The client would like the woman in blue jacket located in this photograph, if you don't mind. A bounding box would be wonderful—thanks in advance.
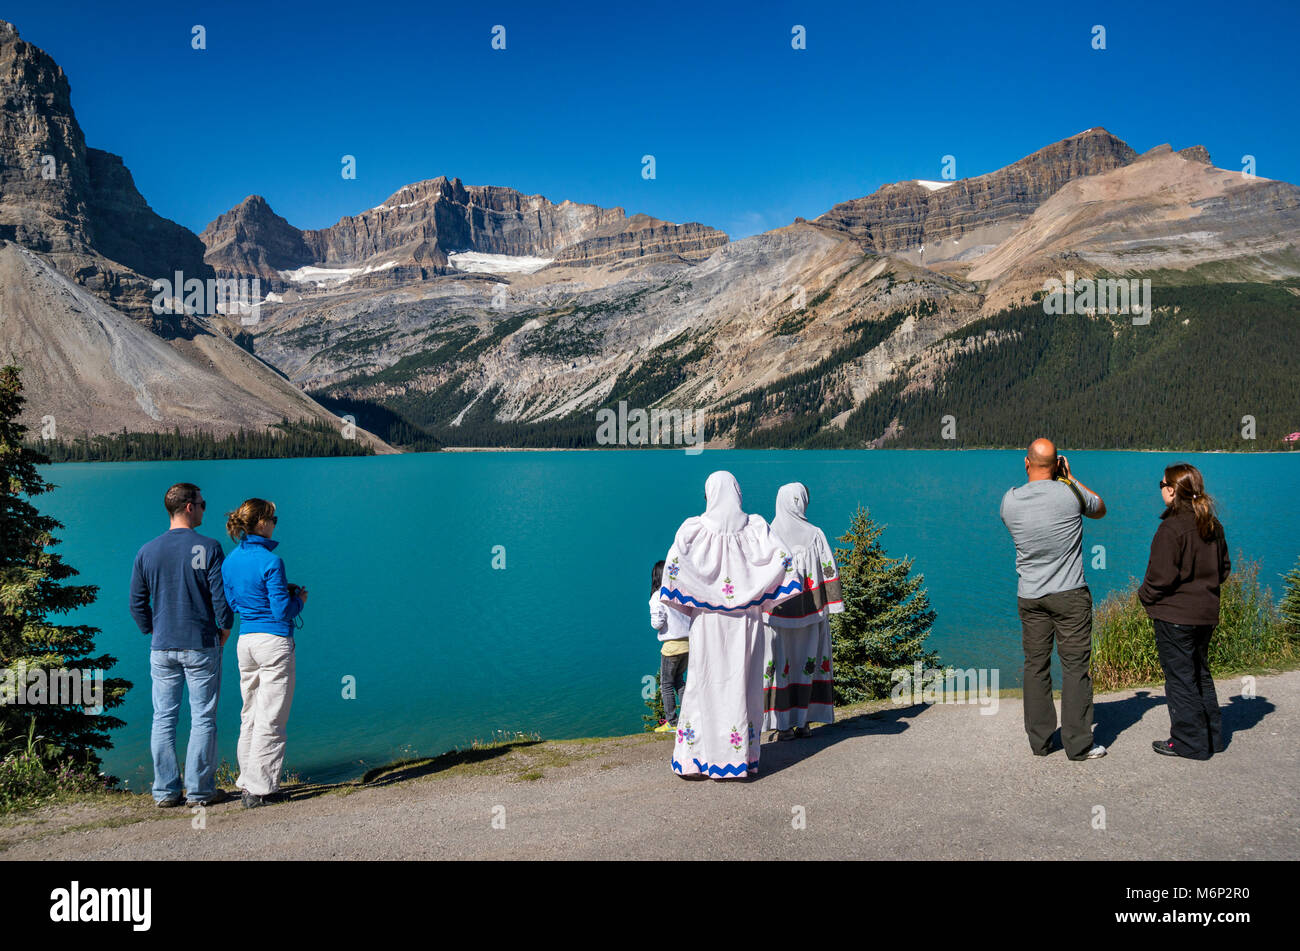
[222,498,308,808]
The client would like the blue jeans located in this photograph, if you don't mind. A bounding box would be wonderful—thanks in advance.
[150,647,222,801]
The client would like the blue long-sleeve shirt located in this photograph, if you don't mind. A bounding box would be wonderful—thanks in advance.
[130,528,233,650]
[221,534,304,637]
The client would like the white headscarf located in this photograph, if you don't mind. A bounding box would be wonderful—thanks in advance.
[701,470,748,533]
[763,482,844,626]
[659,471,803,615]
[771,482,816,551]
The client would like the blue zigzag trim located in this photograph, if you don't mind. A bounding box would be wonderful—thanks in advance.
[660,576,803,613]
[673,757,759,778]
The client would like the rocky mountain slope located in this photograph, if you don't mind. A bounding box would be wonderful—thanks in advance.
[0,240,387,445]
[3,16,1297,451]
[240,127,1300,450]
[968,143,1300,312]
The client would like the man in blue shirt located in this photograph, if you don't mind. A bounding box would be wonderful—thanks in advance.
[129,483,232,806]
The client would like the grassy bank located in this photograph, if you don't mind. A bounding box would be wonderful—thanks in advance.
[1093,558,1300,692]
[0,721,114,816]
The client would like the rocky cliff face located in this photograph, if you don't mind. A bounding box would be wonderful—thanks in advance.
[969,143,1300,312]
[816,128,1139,260]
[552,213,730,268]
[0,22,387,446]
[202,175,728,285]
[0,20,211,320]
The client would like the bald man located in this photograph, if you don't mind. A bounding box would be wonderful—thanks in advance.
[1000,438,1108,760]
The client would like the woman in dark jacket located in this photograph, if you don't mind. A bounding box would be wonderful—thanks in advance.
[1138,463,1231,760]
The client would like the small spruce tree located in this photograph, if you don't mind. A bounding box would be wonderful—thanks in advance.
[0,365,129,770]
[830,505,940,703]
[642,672,666,731]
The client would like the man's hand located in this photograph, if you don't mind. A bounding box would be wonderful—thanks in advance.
[1057,454,1072,480]
[219,628,231,648]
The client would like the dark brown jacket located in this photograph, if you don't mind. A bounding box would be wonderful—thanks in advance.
[1138,507,1231,626]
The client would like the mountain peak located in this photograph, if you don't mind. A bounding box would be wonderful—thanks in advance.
[0,19,209,318]
[815,130,1138,257]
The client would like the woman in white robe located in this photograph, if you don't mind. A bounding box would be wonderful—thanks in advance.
[659,471,803,779]
[762,483,844,737]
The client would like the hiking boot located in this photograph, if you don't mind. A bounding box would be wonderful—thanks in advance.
[793,726,812,739]
[241,790,267,809]
[186,789,229,808]
[1152,738,1179,757]
[155,794,183,808]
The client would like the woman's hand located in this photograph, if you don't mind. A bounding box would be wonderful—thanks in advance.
[297,587,309,604]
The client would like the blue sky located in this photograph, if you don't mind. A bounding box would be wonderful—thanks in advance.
[16,0,1300,240]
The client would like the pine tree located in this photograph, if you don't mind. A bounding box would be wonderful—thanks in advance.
[0,365,130,771]
[830,505,940,703]
[1282,556,1300,638]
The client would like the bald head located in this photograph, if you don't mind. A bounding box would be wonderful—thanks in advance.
[1026,438,1057,477]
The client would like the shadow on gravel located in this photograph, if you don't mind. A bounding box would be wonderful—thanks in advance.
[274,739,545,803]
[1092,691,1165,749]
[755,702,932,779]
[1219,692,1276,751]
[1092,689,1275,753]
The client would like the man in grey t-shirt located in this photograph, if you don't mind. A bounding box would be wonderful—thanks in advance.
[1000,438,1108,761]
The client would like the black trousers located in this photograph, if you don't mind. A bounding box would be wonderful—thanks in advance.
[1018,586,1095,759]
[1153,618,1222,759]
[659,651,688,725]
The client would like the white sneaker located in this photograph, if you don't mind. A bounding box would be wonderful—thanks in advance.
[1084,744,1107,759]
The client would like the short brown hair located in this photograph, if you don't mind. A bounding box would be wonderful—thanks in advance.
[164,483,202,516]
[226,498,276,541]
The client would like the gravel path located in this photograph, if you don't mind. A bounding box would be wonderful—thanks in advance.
[4,671,1295,860]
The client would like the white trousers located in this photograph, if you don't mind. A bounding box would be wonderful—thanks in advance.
[235,633,296,796]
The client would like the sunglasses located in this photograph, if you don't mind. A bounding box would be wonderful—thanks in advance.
[188,499,207,510]
[1159,481,1172,489]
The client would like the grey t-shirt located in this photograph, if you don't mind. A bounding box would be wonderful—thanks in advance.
[999,479,1101,600]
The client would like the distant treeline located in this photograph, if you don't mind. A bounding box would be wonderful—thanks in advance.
[307,394,443,451]
[809,281,1300,451]
[33,419,374,463]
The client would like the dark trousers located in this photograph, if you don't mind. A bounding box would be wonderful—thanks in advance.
[1018,586,1094,759]
[660,651,688,724]
[1153,618,1222,759]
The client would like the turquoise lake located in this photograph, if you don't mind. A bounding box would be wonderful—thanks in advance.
[35,450,1300,790]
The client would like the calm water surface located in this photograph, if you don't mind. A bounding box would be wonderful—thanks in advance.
[37,450,1300,789]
